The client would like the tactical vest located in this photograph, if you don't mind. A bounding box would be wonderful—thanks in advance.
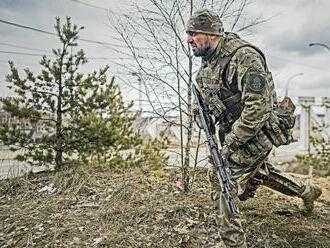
[197,32,268,126]
[196,33,295,147]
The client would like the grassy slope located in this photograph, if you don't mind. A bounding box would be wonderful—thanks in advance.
[0,166,329,247]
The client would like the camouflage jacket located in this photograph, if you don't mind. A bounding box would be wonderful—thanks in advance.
[195,32,277,149]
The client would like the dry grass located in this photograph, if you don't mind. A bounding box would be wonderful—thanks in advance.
[0,166,329,247]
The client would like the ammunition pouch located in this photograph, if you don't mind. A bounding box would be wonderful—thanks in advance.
[202,88,227,120]
[262,97,296,147]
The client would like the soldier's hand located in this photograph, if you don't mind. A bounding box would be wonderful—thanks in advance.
[224,133,242,152]
[221,145,231,160]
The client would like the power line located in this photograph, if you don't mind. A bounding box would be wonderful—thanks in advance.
[0,18,144,50]
[0,37,140,54]
[69,0,132,17]
[0,50,52,57]
[0,19,55,36]
[0,18,113,46]
[0,50,109,60]
[69,0,113,12]
[0,42,48,53]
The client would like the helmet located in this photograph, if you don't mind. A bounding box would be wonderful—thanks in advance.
[186,9,224,36]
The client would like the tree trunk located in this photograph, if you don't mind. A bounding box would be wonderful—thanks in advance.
[55,45,66,170]
[182,2,194,191]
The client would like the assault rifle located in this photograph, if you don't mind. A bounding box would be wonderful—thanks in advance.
[192,84,239,219]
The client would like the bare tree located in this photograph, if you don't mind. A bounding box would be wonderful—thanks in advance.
[110,0,269,191]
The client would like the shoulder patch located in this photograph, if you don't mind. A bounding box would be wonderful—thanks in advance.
[244,70,266,93]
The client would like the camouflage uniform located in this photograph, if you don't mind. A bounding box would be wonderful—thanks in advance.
[187,9,322,248]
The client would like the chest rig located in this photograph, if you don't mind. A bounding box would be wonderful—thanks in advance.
[196,33,267,130]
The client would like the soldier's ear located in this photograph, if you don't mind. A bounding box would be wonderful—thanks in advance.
[209,34,220,42]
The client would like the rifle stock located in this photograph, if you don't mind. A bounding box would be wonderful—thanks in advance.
[192,84,239,218]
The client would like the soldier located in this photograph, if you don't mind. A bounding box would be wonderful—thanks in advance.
[186,9,322,247]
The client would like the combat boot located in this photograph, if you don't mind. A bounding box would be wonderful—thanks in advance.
[300,183,322,215]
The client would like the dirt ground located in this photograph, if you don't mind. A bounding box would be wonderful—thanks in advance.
[0,166,329,247]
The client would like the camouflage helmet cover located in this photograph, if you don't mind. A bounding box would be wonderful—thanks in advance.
[186,9,224,36]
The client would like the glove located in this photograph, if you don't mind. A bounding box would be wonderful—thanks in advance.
[221,145,231,160]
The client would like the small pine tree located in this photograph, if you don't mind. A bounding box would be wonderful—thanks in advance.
[70,77,142,165]
[0,17,167,170]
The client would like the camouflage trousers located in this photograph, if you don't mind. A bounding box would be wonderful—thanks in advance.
[209,134,307,247]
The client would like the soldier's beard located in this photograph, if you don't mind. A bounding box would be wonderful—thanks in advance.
[192,39,212,57]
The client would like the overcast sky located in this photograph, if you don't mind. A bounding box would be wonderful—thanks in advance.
[248,0,330,101]
[0,0,329,104]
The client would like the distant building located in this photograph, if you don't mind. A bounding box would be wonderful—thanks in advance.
[0,97,55,139]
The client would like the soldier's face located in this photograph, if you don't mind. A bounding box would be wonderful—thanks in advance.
[186,32,212,57]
